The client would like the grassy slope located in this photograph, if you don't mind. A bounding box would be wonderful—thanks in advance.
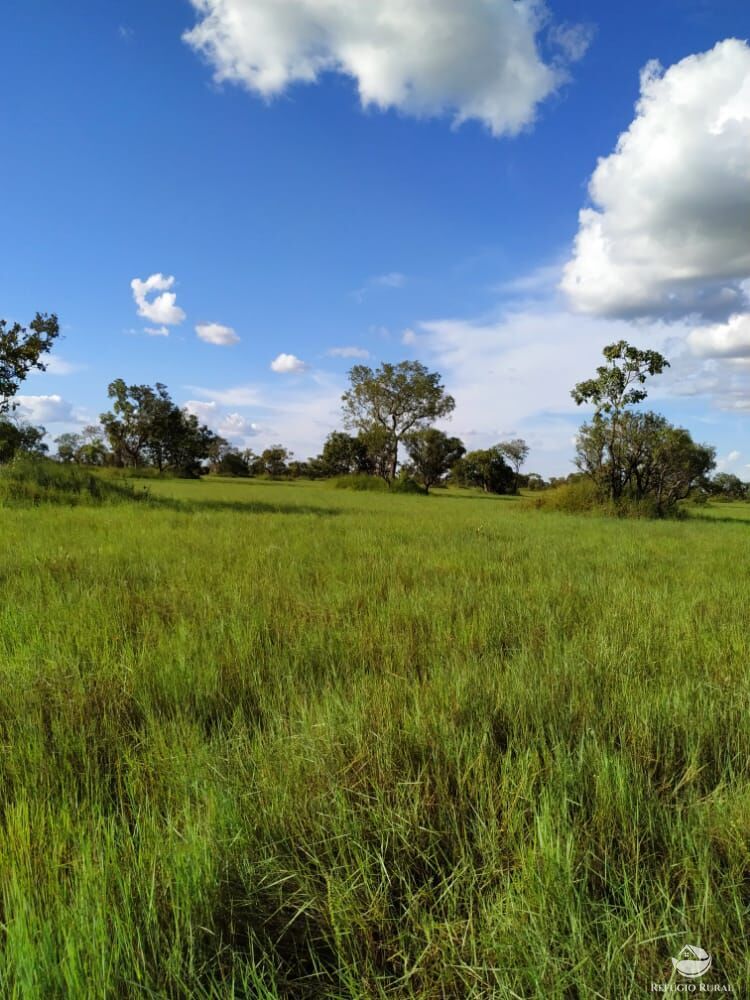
[0,478,748,997]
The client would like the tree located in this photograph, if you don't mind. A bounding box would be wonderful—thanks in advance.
[318,431,372,477]
[453,447,515,494]
[214,450,250,477]
[0,419,48,462]
[357,425,394,482]
[54,432,82,463]
[404,428,465,493]
[100,380,159,467]
[0,313,60,414]
[342,361,455,483]
[55,425,109,466]
[572,341,670,502]
[497,439,530,493]
[575,410,715,515]
[261,446,292,478]
[709,473,748,501]
[77,425,109,466]
[100,380,218,476]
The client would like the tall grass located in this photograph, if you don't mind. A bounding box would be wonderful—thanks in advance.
[0,478,747,996]
[0,458,151,506]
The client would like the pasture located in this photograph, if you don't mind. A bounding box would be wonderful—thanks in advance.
[0,478,748,997]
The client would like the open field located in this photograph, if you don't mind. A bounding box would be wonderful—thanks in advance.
[1,478,748,997]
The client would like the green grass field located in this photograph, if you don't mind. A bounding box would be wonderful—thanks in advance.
[1,478,748,997]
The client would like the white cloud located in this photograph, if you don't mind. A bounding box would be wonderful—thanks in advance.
[217,412,260,439]
[270,353,308,374]
[183,400,260,445]
[183,0,586,137]
[15,394,74,424]
[131,273,186,326]
[195,322,240,346]
[562,39,750,322]
[326,346,371,359]
[188,373,343,459]
[688,312,750,358]
[145,326,170,338]
[402,328,417,345]
[183,399,219,423]
[43,356,80,376]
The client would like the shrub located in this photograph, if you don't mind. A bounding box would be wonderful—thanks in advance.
[389,475,425,495]
[0,459,151,506]
[526,478,681,519]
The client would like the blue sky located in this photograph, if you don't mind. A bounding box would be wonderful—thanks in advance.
[3,0,750,476]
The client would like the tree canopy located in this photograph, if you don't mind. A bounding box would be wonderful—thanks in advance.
[0,313,60,414]
[342,361,455,482]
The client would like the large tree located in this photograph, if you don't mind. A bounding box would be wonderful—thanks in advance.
[453,447,515,494]
[572,341,670,502]
[404,428,465,493]
[342,361,455,483]
[100,380,217,476]
[0,313,60,414]
[575,410,715,515]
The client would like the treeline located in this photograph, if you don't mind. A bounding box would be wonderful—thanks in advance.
[0,313,739,515]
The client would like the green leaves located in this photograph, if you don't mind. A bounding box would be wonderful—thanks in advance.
[0,313,60,414]
[571,340,670,416]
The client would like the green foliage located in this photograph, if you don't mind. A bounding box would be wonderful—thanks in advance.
[571,339,669,416]
[0,419,48,462]
[54,425,108,466]
[0,458,150,506]
[404,427,465,492]
[389,473,425,494]
[453,446,515,494]
[100,380,217,476]
[575,411,715,515]
[342,361,455,482]
[0,477,747,995]
[261,445,293,478]
[0,312,60,414]
[709,472,748,501]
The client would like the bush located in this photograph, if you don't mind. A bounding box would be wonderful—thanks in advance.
[331,474,388,492]
[526,478,681,519]
[389,476,425,494]
[0,459,151,506]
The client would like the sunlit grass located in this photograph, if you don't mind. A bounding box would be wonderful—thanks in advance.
[0,478,748,996]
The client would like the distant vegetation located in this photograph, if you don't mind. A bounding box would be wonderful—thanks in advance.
[1,317,736,515]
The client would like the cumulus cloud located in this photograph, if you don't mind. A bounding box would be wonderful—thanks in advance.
[188,373,343,459]
[195,322,240,346]
[131,273,186,327]
[145,326,170,338]
[562,39,750,322]
[183,0,586,137]
[688,312,750,358]
[270,353,308,374]
[326,346,371,359]
[184,400,260,442]
[15,394,74,423]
